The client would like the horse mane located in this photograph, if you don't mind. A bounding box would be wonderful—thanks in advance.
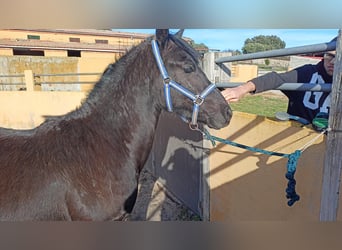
[46,34,158,124]
[83,31,199,110]
[85,37,152,104]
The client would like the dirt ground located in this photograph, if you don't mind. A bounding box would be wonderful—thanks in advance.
[129,168,200,221]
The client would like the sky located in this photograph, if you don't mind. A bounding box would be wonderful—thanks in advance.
[113,29,339,52]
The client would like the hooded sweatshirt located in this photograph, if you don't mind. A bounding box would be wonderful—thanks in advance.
[250,60,332,123]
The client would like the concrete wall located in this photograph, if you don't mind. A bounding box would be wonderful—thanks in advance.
[203,51,232,83]
[0,29,150,92]
[207,111,342,221]
[251,58,289,68]
[0,56,115,92]
[3,92,338,221]
[289,56,321,70]
[77,56,117,92]
[0,48,13,56]
[202,52,258,84]
[0,91,86,129]
[230,64,258,82]
[0,56,80,91]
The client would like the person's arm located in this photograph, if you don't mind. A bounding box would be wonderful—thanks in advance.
[221,70,298,103]
[251,71,298,93]
[221,81,255,102]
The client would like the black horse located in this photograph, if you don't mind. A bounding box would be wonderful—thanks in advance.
[0,29,232,220]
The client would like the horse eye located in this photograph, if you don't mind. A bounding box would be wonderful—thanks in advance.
[184,64,195,73]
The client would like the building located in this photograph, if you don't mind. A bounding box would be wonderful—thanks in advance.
[0,29,149,57]
[0,29,150,91]
[1,29,262,92]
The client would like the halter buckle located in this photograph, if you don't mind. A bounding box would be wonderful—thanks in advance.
[189,123,199,131]
[194,95,204,106]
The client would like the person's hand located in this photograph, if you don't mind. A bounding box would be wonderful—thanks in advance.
[221,81,256,103]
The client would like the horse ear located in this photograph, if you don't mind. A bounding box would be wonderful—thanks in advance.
[156,29,169,47]
[175,29,184,38]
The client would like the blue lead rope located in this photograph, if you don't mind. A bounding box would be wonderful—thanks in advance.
[203,130,302,206]
[285,150,301,206]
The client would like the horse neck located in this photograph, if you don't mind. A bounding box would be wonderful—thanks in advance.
[75,41,163,147]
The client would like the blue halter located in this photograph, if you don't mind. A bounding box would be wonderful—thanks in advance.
[151,40,216,130]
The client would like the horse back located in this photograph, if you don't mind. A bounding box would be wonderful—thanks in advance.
[0,121,137,220]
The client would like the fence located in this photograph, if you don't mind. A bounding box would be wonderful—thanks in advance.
[215,37,337,78]
[215,37,336,93]
[0,70,102,91]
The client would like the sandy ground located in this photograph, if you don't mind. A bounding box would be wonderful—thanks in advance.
[129,168,200,221]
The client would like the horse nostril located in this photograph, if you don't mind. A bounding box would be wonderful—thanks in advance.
[225,105,233,118]
[222,106,232,126]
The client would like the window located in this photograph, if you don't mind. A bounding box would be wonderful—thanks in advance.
[27,35,40,40]
[67,50,81,57]
[13,49,44,56]
[95,39,108,44]
[69,37,80,42]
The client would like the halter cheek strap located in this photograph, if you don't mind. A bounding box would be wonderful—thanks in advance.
[152,40,216,129]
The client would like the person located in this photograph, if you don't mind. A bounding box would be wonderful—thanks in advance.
[221,50,335,129]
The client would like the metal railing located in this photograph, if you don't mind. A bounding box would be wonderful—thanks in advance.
[215,82,332,92]
[215,37,337,92]
[0,74,26,88]
[0,71,102,91]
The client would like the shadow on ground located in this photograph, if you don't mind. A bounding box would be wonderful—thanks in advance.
[130,168,200,221]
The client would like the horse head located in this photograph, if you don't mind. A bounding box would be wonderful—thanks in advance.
[153,29,232,130]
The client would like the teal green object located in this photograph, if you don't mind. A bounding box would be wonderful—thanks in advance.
[312,112,329,131]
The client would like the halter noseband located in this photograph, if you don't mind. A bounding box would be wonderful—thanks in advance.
[151,40,216,130]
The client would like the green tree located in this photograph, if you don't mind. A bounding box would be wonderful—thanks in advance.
[264,58,270,65]
[222,49,242,55]
[242,35,286,54]
[191,42,208,50]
